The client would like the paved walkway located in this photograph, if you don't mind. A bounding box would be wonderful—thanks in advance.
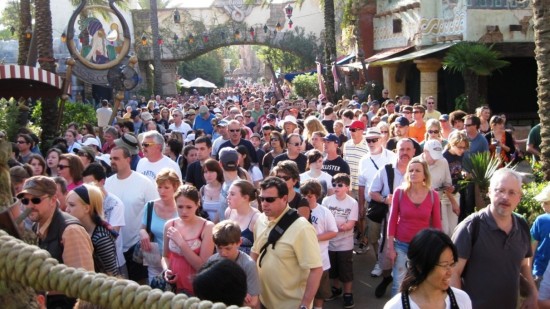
[325,247,392,309]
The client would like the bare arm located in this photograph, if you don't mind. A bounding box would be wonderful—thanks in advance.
[520,257,539,309]
[338,220,356,232]
[451,257,467,289]
[300,267,323,308]
[317,231,338,242]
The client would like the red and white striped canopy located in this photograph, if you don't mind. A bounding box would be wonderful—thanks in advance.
[0,65,64,90]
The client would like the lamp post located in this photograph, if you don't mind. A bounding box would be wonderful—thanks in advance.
[61,31,67,43]
[141,34,147,45]
[275,22,282,32]
[25,26,32,39]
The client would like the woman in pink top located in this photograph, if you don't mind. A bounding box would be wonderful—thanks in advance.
[386,157,441,296]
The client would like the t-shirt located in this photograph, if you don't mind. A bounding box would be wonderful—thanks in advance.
[322,119,334,133]
[211,136,229,157]
[423,110,442,121]
[442,150,464,192]
[207,252,261,297]
[310,205,338,270]
[527,124,541,160]
[219,139,259,163]
[105,172,159,251]
[321,194,358,251]
[384,287,472,309]
[300,171,334,194]
[193,113,215,136]
[103,193,126,267]
[358,150,397,202]
[408,124,426,143]
[185,161,206,189]
[136,155,183,181]
[322,156,351,176]
[272,153,307,173]
[168,122,192,137]
[96,107,112,127]
[531,213,550,277]
[343,139,369,191]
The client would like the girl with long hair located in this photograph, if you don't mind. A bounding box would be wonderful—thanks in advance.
[224,180,260,255]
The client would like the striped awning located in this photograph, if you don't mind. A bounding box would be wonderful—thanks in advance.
[0,65,64,90]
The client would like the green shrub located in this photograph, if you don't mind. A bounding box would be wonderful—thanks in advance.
[517,181,549,226]
[32,100,97,131]
[292,73,319,99]
[0,98,21,141]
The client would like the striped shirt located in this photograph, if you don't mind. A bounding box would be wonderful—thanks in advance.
[343,139,369,191]
[91,225,119,276]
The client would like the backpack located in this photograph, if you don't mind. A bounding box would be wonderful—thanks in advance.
[258,208,300,268]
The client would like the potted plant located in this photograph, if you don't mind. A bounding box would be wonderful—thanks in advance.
[460,152,502,209]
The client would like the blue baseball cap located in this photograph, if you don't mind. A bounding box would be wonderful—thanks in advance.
[323,133,340,143]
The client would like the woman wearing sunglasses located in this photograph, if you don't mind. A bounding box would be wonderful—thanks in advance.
[420,119,448,150]
[58,153,84,191]
[65,184,119,276]
[163,185,215,295]
[261,131,285,178]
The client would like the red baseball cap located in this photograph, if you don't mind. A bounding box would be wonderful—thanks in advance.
[349,120,366,130]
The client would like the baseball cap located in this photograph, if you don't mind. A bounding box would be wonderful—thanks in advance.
[368,100,380,107]
[152,108,160,115]
[217,120,228,127]
[114,133,139,156]
[17,176,57,199]
[251,133,262,140]
[83,138,100,148]
[213,107,222,114]
[141,112,153,122]
[76,146,96,161]
[535,185,550,202]
[424,139,444,160]
[130,110,140,119]
[187,109,196,115]
[395,116,410,127]
[439,114,449,122]
[349,120,366,130]
[219,148,238,171]
[323,133,340,143]
[184,133,196,144]
[364,127,382,139]
[266,113,277,121]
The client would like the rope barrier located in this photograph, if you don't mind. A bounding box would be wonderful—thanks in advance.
[0,230,246,309]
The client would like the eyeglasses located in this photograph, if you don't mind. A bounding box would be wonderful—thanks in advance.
[244,115,251,118]
[436,262,457,270]
[57,164,69,170]
[427,102,435,105]
[465,124,475,127]
[277,175,292,181]
[288,142,300,147]
[332,182,346,187]
[349,128,362,133]
[402,111,411,114]
[428,130,440,134]
[142,142,157,148]
[20,195,49,205]
[366,138,379,144]
[17,140,27,144]
[258,196,278,203]
[270,138,279,142]
[77,152,89,157]
[380,131,389,134]
[413,111,422,114]
[229,129,240,133]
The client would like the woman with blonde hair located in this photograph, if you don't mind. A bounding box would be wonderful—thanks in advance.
[377,122,390,146]
[386,157,441,296]
[139,169,180,284]
[476,105,491,135]
[66,184,119,276]
[420,118,448,149]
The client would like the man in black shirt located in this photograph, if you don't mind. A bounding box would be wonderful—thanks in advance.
[272,133,307,173]
[322,134,350,176]
[185,136,211,189]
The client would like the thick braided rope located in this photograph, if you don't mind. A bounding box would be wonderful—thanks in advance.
[0,230,246,309]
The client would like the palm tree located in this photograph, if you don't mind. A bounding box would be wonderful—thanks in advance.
[532,0,550,180]
[323,0,337,103]
[442,42,509,113]
[149,0,164,96]
[17,0,31,65]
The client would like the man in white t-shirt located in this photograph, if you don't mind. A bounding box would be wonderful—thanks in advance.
[168,109,192,137]
[136,131,182,181]
[82,162,126,276]
[96,99,113,128]
[105,146,159,283]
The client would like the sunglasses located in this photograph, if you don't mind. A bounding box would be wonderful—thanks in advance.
[229,129,240,133]
[271,138,279,142]
[465,124,475,127]
[402,111,411,114]
[142,142,157,148]
[57,164,69,170]
[288,142,300,147]
[277,175,292,181]
[332,183,346,188]
[17,140,27,144]
[413,111,422,114]
[428,130,440,134]
[381,131,389,134]
[349,128,362,133]
[366,138,379,144]
[20,196,49,205]
[259,196,278,203]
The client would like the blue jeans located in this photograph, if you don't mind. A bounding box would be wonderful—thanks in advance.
[391,240,409,296]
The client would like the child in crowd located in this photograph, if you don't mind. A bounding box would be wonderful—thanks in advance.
[532,185,550,283]
[207,220,260,308]
[300,179,338,309]
[321,173,358,308]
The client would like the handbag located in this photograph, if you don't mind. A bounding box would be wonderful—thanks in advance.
[132,201,155,264]
[367,163,394,223]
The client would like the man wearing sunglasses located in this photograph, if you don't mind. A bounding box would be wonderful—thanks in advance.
[357,128,397,257]
[251,177,322,309]
[136,131,182,182]
[218,120,258,164]
[19,176,94,308]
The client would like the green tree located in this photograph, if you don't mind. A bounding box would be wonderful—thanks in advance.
[532,0,550,180]
[18,0,31,65]
[442,42,509,113]
[292,73,319,99]
[149,0,163,96]
[0,1,21,41]
[178,50,225,87]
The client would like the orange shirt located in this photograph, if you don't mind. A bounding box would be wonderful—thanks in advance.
[409,123,426,143]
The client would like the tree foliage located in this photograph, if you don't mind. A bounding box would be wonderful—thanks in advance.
[32,100,97,131]
[442,42,509,76]
[0,1,21,40]
[292,73,319,99]
[255,46,309,72]
[178,50,225,87]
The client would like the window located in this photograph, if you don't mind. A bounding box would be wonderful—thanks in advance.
[393,19,402,33]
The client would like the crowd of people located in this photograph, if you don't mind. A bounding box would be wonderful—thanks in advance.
[6,86,549,309]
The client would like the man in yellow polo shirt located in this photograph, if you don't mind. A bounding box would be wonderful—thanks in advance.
[251,177,323,309]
